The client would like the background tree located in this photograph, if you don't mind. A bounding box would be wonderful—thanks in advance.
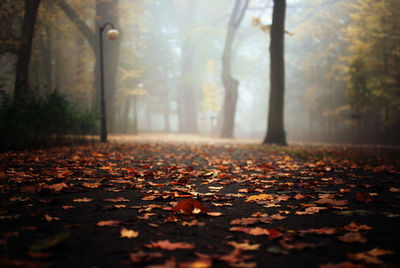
[264,0,286,145]
[13,0,41,105]
[220,0,249,138]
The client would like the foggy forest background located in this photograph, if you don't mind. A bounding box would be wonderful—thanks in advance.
[1,0,399,149]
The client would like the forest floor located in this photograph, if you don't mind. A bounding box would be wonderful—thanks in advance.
[0,134,399,268]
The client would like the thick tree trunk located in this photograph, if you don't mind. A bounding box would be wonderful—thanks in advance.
[58,0,120,133]
[220,0,249,138]
[13,0,41,104]
[263,0,287,145]
[95,0,121,133]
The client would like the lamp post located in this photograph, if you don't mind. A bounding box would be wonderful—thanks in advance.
[99,22,119,142]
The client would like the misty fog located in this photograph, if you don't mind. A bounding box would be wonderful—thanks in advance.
[1,0,399,146]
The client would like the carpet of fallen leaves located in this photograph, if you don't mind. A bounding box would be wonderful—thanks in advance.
[0,138,399,267]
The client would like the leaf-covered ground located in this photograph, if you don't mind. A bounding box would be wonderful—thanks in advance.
[0,136,399,267]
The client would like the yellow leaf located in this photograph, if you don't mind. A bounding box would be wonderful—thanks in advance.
[120,228,139,238]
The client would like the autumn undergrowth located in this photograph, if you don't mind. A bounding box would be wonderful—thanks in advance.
[0,90,98,151]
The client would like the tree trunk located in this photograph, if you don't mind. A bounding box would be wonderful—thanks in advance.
[14,0,41,105]
[263,0,287,145]
[220,0,249,138]
[40,25,52,92]
[177,1,199,134]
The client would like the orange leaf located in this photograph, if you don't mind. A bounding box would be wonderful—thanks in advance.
[96,220,120,227]
[147,240,195,250]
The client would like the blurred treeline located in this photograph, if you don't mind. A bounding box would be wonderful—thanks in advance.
[0,0,399,147]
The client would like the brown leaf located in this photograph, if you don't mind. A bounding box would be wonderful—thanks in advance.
[227,241,260,251]
[230,218,259,226]
[96,220,120,227]
[343,222,372,232]
[355,192,373,203]
[82,182,101,189]
[182,219,205,227]
[245,194,274,202]
[229,226,269,236]
[147,240,195,250]
[104,197,130,202]
[129,250,163,263]
[296,206,327,215]
[47,182,67,192]
[44,214,59,222]
[338,232,367,243]
[218,249,254,265]
[73,197,92,203]
[347,248,394,265]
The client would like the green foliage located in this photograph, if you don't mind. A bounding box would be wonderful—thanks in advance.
[348,54,369,115]
[0,90,98,150]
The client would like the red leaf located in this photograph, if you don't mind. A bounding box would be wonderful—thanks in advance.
[173,199,208,215]
[267,228,281,240]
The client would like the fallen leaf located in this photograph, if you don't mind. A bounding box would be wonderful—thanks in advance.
[147,240,195,250]
[355,192,373,203]
[173,199,208,215]
[338,232,367,243]
[207,212,223,216]
[182,219,205,227]
[104,197,130,202]
[228,241,260,251]
[245,194,274,202]
[96,220,120,227]
[267,228,282,240]
[389,187,400,192]
[129,250,163,263]
[218,249,254,265]
[229,226,269,236]
[343,222,372,232]
[120,228,139,238]
[296,206,327,215]
[82,182,101,188]
[47,182,67,192]
[347,248,394,265]
[73,197,92,203]
[44,214,59,222]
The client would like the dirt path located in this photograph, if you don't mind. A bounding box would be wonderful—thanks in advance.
[0,138,399,267]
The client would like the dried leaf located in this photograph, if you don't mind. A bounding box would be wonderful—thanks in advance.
[120,228,139,238]
[73,197,92,203]
[245,194,274,202]
[173,199,208,215]
[338,232,367,243]
[129,250,163,263]
[96,220,120,227]
[104,197,130,202]
[147,240,195,250]
[228,241,260,251]
[229,226,269,236]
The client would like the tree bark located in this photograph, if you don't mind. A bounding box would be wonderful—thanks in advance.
[13,0,41,105]
[220,0,249,138]
[263,0,287,145]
